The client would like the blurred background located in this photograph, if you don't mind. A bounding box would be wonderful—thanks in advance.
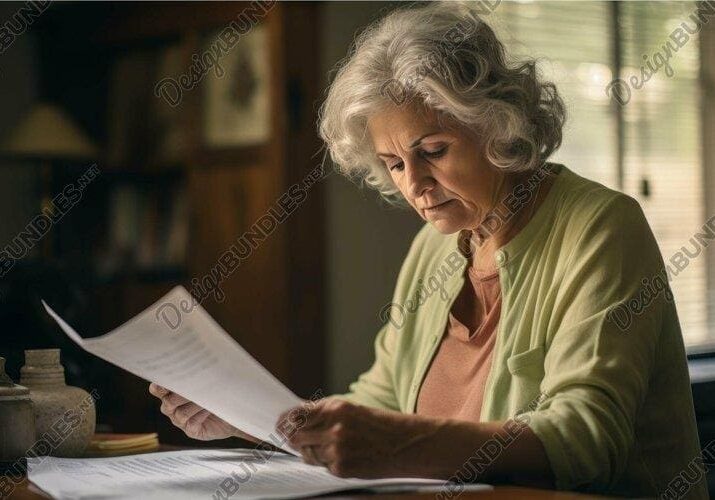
[0,0,714,464]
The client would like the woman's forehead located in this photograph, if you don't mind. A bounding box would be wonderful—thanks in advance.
[367,105,463,151]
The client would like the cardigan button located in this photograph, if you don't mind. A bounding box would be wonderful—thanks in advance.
[495,250,507,265]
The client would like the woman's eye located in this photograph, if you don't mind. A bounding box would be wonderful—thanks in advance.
[423,146,447,158]
[383,146,446,171]
[388,161,404,172]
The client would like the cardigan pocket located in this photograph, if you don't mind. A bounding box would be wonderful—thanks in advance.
[506,346,546,404]
[507,345,545,379]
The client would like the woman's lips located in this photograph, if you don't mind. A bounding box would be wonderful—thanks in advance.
[424,200,454,212]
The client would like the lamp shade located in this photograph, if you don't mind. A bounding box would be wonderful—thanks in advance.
[1,103,99,160]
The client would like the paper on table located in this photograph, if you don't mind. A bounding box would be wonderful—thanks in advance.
[42,286,303,454]
[28,449,485,500]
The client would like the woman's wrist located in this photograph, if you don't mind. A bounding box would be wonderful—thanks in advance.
[387,411,473,479]
[387,413,533,483]
[391,415,554,487]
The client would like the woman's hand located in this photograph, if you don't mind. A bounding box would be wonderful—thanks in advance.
[276,398,442,479]
[148,383,259,443]
[276,398,554,487]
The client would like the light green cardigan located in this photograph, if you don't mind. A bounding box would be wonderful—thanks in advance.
[337,164,707,498]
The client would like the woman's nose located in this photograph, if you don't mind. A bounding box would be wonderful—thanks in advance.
[404,159,434,199]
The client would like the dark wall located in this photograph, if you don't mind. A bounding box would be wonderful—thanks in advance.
[0,3,40,249]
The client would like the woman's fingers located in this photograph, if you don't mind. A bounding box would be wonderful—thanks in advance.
[173,402,206,427]
[301,445,323,467]
[159,392,191,415]
[299,443,337,468]
[289,428,333,448]
[185,409,211,437]
[148,383,231,440]
[277,399,332,437]
[148,383,169,398]
[153,389,206,429]
[148,384,192,416]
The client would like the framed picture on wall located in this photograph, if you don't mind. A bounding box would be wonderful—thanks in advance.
[201,24,271,149]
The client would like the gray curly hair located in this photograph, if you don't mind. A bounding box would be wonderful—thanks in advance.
[318,1,566,202]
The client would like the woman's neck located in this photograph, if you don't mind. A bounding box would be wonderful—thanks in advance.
[467,169,554,272]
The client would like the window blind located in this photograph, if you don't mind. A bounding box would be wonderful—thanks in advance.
[489,1,617,187]
[619,1,707,346]
[487,1,709,347]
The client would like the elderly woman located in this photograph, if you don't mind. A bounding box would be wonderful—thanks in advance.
[149,3,706,497]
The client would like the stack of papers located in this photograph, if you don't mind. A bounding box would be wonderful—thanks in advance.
[28,449,489,499]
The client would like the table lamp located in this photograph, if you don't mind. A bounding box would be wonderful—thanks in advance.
[0,103,99,257]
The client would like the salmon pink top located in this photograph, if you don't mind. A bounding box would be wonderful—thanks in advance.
[415,233,501,421]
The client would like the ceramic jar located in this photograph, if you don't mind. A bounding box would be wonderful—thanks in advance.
[19,349,96,457]
[0,357,36,467]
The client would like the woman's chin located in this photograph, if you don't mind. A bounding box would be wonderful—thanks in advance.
[420,200,469,234]
[427,218,463,235]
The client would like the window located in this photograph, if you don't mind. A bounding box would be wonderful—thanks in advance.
[489,1,713,349]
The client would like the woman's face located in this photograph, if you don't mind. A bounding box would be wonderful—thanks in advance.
[367,101,505,235]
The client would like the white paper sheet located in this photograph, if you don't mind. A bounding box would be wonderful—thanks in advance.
[28,449,488,500]
[42,286,302,453]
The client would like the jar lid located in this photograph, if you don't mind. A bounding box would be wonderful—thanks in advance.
[0,357,30,399]
[24,348,61,366]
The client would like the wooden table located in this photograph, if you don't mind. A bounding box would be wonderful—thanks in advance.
[4,480,609,499]
[3,442,610,500]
